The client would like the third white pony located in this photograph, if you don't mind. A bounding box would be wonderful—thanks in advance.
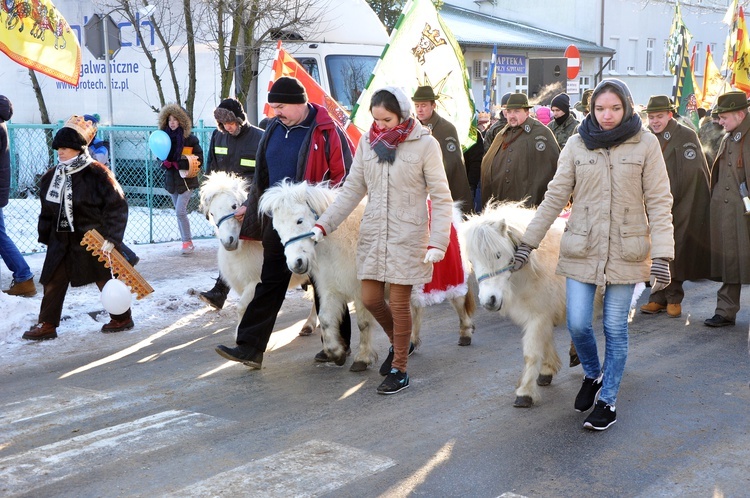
[461,201,601,408]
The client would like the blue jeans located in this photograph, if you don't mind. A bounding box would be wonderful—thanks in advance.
[566,278,634,406]
[170,191,192,242]
[0,207,32,282]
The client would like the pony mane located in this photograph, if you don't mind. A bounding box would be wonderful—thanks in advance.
[462,200,537,269]
[199,171,249,214]
[259,179,336,216]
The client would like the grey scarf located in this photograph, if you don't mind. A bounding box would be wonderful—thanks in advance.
[46,149,94,232]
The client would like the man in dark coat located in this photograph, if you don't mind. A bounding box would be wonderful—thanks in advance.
[412,85,472,213]
[215,76,354,368]
[705,91,750,327]
[548,92,579,149]
[483,92,511,154]
[480,93,560,208]
[640,95,711,318]
[200,98,264,309]
[23,116,130,340]
[698,109,724,167]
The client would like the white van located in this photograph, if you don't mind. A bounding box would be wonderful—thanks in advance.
[248,0,389,124]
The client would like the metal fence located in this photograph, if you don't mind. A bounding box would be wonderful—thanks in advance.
[5,121,217,255]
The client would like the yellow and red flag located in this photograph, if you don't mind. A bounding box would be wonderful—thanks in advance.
[264,41,362,147]
[702,45,731,109]
[0,0,81,85]
[732,6,750,95]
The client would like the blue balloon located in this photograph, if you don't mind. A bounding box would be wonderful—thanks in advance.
[148,130,171,160]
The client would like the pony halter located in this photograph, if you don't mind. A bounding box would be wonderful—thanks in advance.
[215,212,236,228]
[283,202,321,248]
[476,263,514,283]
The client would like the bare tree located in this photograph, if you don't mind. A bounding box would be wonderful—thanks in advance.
[94,0,198,119]
[194,0,321,105]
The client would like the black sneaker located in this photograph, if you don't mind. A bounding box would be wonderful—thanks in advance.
[378,342,416,376]
[574,374,602,412]
[377,368,410,394]
[583,400,617,430]
[703,314,735,327]
[215,344,263,369]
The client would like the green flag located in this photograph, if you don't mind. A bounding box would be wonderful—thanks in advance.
[351,0,477,149]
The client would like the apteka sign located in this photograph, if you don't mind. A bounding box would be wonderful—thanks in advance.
[496,54,526,74]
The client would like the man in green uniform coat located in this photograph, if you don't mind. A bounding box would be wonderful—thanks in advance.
[480,93,560,208]
[412,85,473,213]
[639,95,711,319]
[705,91,750,327]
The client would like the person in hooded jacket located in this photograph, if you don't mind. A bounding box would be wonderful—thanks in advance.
[157,103,204,255]
[311,87,453,395]
[0,95,36,297]
[512,79,674,430]
[22,116,131,341]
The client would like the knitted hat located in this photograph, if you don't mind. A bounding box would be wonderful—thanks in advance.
[550,93,570,114]
[214,98,247,128]
[268,76,308,104]
[52,115,95,150]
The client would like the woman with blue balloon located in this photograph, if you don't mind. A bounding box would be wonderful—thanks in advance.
[154,104,204,255]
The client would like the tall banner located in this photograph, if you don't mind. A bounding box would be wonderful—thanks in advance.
[350,0,477,149]
[731,6,750,95]
[703,45,731,109]
[667,3,700,128]
[265,41,362,146]
[484,44,497,113]
[0,0,81,85]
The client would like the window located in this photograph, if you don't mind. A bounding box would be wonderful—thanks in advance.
[325,54,380,111]
[579,76,591,93]
[295,57,321,85]
[694,41,703,75]
[646,38,655,73]
[627,38,638,73]
[609,37,620,73]
[515,76,528,94]
[663,39,671,73]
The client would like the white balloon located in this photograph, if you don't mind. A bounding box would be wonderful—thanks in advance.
[101,279,132,315]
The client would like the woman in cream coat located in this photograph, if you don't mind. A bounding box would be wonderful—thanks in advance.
[312,87,453,395]
[512,79,674,430]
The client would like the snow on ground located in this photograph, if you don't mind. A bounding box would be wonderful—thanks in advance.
[0,237,312,367]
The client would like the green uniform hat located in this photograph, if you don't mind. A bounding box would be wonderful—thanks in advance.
[644,95,676,113]
[715,91,750,114]
[412,86,438,102]
[503,93,532,109]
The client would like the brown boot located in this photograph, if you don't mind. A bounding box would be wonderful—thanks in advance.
[101,309,134,333]
[666,303,682,318]
[640,302,667,314]
[22,322,57,341]
[4,278,37,297]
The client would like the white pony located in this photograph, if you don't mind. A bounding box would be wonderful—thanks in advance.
[199,172,316,334]
[461,201,602,408]
[259,180,476,372]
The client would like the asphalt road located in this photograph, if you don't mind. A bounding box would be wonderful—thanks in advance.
[1,249,749,497]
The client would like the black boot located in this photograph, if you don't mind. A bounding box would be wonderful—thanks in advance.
[200,277,230,310]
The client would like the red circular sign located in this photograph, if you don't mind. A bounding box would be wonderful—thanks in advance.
[565,45,580,80]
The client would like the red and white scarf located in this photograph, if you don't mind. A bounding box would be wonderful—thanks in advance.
[368,117,416,164]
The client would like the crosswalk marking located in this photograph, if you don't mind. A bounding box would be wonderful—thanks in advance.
[171,439,395,497]
[0,410,225,495]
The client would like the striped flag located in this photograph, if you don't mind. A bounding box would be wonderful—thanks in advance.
[0,0,81,85]
[731,6,750,95]
[668,3,700,128]
[350,0,477,150]
[265,40,362,146]
[484,44,497,113]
